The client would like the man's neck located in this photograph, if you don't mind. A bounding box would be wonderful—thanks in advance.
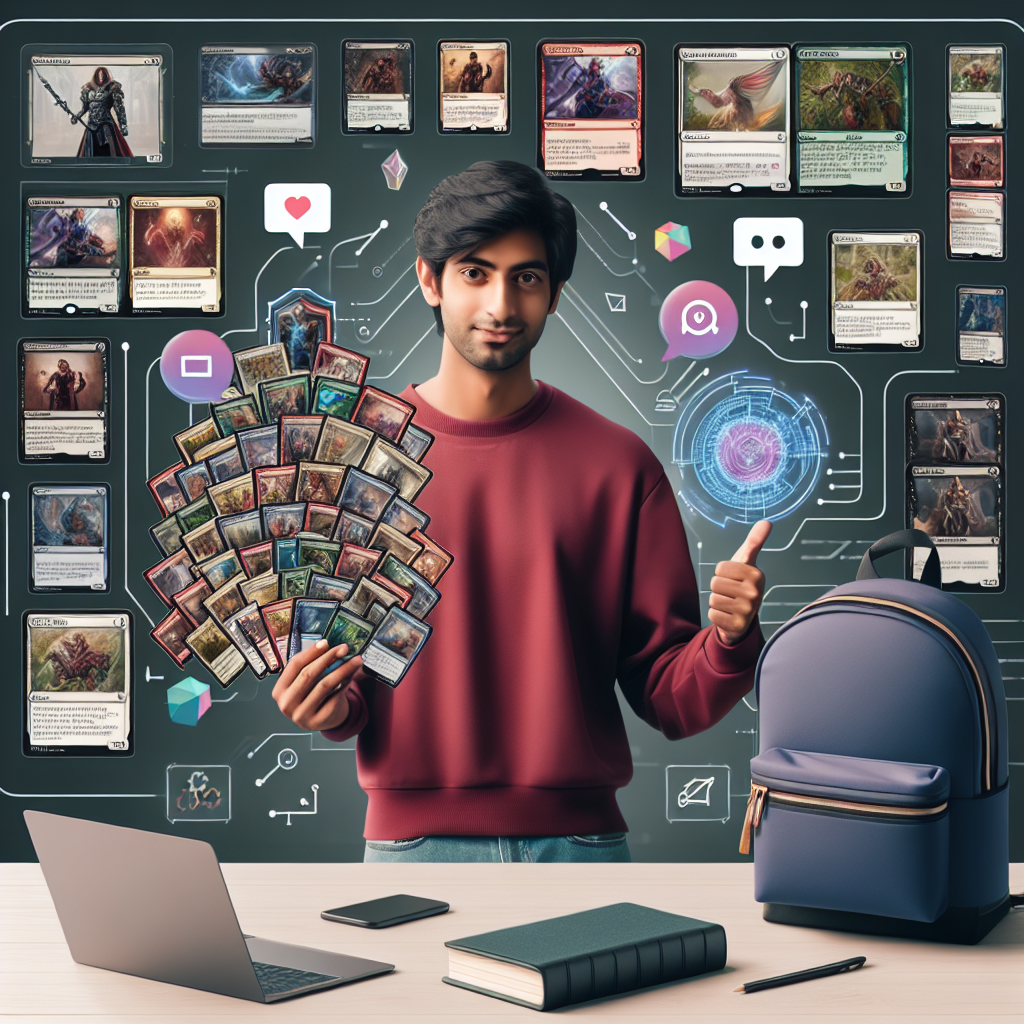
[414,338,538,421]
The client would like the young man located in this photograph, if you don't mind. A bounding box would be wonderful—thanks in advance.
[272,161,770,862]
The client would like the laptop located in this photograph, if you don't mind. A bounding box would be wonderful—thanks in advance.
[24,810,394,1002]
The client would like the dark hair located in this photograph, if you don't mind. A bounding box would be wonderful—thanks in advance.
[414,160,577,335]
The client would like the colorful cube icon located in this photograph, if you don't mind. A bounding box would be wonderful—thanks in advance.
[167,677,211,727]
[655,222,691,262]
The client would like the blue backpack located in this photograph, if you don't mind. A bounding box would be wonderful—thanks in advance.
[741,530,1011,944]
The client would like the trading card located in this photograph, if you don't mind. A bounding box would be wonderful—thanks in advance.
[280,415,324,463]
[956,286,1005,366]
[312,342,368,385]
[150,514,184,557]
[233,343,290,396]
[675,46,790,195]
[211,394,262,436]
[185,616,246,687]
[19,339,110,464]
[304,502,340,538]
[538,41,644,181]
[338,467,397,520]
[297,537,342,575]
[258,374,311,420]
[344,574,409,617]
[295,461,346,504]
[254,465,297,505]
[199,44,315,147]
[829,231,921,351]
[377,553,441,618]
[908,465,1003,590]
[948,46,1004,128]
[949,136,1003,188]
[279,566,312,598]
[207,444,246,483]
[144,547,195,606]
[371,567,434,617]
[341,39,413,133]
[223,613,269,679]
[174,418,219,465]
[360,605,431,687]
[351,386,413,441]
[369,522,424,565]
[202,572,247,624]
[795,45,909,194]
[397,423,433,462]
[273,537,300,573]
[183,519,228,563]
[334,510,376,547]
[172,577,212,627]
[129,196,222,314]
[364,601,388,626]
[175,493,216,534]
[261,502,306,540]
[174,461,214,504]
[239,540,274,577]
[362,437,432,501]
[151,609,193,668]
[949,191,1004,259]
[270,290,334,371]
[322,607,374,663]
[24,611,133,756]
[25,196,122,314]
[410,529,453,585]
[314,416,373,466]
[382,496,429,535]
[335,543,383,581]
[26,51,166,166]
[208,474,255,515]
[312,378,361,420]
[288,598,339,659]
[148,462,188,514]
[307,573,354,602]
[907,395,1003,464]
[260,598,295,661]
[30,484,109,593]
[239,570,280,607]
[227,601,281,673]
[236,424,280,470]
[216,508,264,551]
[194,547,241,589]
[192,435,239,464]
[439,40,509,133]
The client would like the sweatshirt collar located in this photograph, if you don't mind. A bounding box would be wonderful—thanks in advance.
[402,380,554,438]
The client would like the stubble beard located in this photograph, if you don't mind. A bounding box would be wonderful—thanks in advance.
[444,320,544,373]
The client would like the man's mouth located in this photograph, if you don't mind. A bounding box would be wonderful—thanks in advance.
[473,327,521,343]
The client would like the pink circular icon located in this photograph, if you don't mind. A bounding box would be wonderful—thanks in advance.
[160,330,235,403]
[659,280,739,361]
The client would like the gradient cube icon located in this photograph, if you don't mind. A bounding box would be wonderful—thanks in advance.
[167,677,211,727]
[381,150,408,191]
[655,222,691,261]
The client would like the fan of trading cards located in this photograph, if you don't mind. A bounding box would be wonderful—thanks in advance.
[144,288,451,690]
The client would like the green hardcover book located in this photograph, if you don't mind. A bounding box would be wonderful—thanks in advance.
[442,902,726,1011]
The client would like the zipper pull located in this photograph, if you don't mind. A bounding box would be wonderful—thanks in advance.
[738,783,768,855]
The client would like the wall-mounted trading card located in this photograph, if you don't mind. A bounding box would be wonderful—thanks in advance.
[200,44,315,147]
[538,40,643,181]
[948,190,1004,259]
[439,40,509,133]
[341,40,413,133]
[829,231,921,351]
[24,611,133,755]
[361,605,431,687]
[907,395,1003,465]
[24,196,122,315]
[19,339,109,464]
[795,45,909,195]
[25,48,168,166]
[30,484,109,593]
[675,45,790,195]
[949,135,1003,188]
[948,45,1004,128]
[956,286,1005,365]
[129,195,222,313]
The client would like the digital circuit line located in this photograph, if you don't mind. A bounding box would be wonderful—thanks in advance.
[367,324,435,380]
[247,732,354,757]
[598,201,637,241]
[220,246,292,341]
[123,343,155,629]
[3,490,8,617]
[562,284,644,366]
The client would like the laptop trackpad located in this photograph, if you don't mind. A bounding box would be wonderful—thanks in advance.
[245,937,393,979]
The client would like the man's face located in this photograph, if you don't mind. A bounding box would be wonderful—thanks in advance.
[418,228,563,373]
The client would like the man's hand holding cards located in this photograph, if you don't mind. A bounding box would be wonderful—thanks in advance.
[271,638,363,732]
[708,519,771,646]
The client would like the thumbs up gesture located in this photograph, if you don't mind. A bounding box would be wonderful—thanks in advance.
[709,519,772,646]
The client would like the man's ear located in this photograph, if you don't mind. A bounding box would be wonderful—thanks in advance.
[547,279,567,315]
[416,256,442,308]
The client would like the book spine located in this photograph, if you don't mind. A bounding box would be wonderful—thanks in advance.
[541,924,727,1010]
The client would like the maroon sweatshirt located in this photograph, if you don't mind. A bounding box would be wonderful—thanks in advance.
[323,381,763,838]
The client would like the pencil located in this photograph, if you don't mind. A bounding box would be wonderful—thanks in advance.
[734,956,867,993]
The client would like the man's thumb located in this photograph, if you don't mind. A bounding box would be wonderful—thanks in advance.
[731,519,772,565]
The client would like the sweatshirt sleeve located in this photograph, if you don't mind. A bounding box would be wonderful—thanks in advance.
[320,679,371,743]
[615,473,764,740]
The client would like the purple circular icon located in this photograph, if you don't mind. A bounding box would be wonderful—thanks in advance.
[717,421,783,483]
[160,330,235,403]
[659,280,739,361]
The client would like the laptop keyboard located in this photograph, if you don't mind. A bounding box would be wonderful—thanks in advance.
[251,960,341,995]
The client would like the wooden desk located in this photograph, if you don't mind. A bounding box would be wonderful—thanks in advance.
[2,862,1022,1022]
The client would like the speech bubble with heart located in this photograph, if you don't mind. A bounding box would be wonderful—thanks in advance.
[264,183,331,247]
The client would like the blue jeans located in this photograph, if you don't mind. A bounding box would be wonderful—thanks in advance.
[364,833,631,863]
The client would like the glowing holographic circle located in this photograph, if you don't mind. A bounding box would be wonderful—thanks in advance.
[716,421,782,483]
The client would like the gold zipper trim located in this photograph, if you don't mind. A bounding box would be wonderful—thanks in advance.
[739,784,767,855]
[768,790,948,819]
[794,595,992,792]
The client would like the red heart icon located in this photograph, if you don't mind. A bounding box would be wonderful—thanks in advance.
[284,196,311,220]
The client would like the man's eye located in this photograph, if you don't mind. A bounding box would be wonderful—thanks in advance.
[519,272,540,284]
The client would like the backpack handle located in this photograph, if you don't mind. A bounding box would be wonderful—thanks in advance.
[856,529,942,589]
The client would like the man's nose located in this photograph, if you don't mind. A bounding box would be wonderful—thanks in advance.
[484,277,518,323]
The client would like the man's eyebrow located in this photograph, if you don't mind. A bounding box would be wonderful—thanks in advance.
[455,256,549,273]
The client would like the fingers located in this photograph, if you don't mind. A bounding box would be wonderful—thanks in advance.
[271,637,334,701]
[731,519,772,565]
[273,642,351,718]
[292,656,363,726]
[294,685,356,733]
